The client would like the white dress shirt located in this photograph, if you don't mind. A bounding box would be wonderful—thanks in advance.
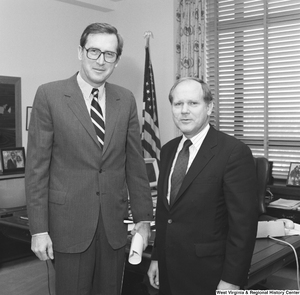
[167,124,210,204]
[77,73,106,121]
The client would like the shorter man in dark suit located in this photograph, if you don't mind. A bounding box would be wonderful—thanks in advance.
[148,77,258,294]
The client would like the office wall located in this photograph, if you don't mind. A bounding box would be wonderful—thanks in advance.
[0,0,176,149]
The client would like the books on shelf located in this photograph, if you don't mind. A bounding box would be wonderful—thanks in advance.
[268,198,300,210]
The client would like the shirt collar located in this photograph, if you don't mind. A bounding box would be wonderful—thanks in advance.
[181,123,210,151]
[76,72,105,100]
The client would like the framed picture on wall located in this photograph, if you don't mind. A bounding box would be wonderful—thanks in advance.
[26,106,32,131]
[0,147,25,174]
[0,76,22,149]
[286,163,300,187]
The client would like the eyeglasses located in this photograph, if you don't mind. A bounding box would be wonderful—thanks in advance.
[84,47,118,63]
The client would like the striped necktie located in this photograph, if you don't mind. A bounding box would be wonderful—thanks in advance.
[170,139,192,206]
[90,88,105,148]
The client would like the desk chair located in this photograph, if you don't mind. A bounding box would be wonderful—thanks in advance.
[253,156,274,221]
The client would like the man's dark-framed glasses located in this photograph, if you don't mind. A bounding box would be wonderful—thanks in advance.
[84,47,118,63]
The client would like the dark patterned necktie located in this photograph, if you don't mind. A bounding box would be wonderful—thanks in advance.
[90,88,105,148]
[170,139,192,206]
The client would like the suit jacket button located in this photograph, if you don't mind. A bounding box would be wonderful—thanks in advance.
[168,219,172,224]
[96,192,100,196]
[99,169,102,173]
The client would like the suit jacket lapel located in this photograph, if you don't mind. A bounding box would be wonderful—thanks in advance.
[161,137,181,210]
[63,77,121,153]
[102,83,120,155]
[174,127,218,205]
[64,74,99,146]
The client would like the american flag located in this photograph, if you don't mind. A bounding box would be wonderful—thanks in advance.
[141,46,161,165]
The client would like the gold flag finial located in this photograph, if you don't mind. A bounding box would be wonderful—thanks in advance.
[144,31,154,48]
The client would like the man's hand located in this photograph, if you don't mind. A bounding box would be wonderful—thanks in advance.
[31,234,54,261]
[147,260,160,289]
[131,221,151,250]
[217,280,240,290]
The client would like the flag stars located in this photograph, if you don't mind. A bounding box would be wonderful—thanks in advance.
[142,47,161,164]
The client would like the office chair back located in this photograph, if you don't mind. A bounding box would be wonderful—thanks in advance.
[253,157,270,216]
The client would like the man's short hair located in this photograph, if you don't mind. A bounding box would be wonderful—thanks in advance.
[80,23,124,57]
[168,77,214,105]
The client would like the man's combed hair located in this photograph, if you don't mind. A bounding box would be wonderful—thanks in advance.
[80,23,124,57]
[168,77,214,105]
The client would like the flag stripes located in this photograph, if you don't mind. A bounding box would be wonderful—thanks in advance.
[141,46,161,165]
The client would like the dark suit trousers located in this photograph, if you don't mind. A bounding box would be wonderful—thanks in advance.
[53,208,126,295]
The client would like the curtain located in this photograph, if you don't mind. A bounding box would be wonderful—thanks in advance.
[175,0,206,80]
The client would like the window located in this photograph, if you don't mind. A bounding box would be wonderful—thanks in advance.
[206,0,300,180]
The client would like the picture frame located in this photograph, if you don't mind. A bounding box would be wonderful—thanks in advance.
[286,163,300,187]
[0,147,25,174]
[0,76,22,149]
[26,106,32,131]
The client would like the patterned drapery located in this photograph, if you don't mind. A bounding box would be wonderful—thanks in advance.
[175,0,206,80]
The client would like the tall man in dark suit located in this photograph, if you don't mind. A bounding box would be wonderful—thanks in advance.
[25,23,153,295]
[148,77,258,294]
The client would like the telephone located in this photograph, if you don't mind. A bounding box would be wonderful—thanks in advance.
[256,218,295,238]
[278,218,295,235]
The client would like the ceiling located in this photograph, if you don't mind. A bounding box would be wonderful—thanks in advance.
[55,0,123,12]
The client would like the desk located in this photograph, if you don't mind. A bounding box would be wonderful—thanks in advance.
[266,207,300,224]
[266,184,300,223]
[1,210,300,289]
[0,209,30,243]
[247,235,300,288]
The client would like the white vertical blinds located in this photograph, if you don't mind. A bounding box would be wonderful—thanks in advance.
[206,0,300,180]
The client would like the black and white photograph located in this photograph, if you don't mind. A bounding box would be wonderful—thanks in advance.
[26,106,32,131]
[287,163,300,187]
[0,147,25,174]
